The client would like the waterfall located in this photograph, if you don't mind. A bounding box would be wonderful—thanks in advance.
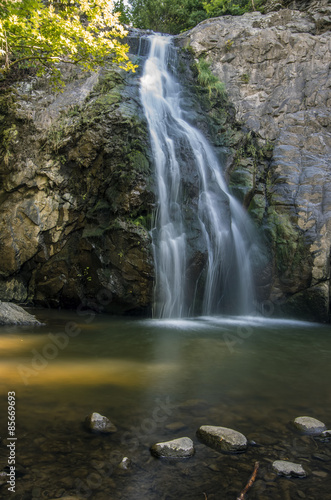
[140,35,257,319]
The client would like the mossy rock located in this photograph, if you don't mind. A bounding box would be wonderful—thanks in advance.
[128,150,150,174]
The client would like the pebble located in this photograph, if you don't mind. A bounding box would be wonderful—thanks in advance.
[293,416,326,436]
[165,421,187,432]
[297,491,306,499]
[272,460,307,477]
[312,470,328,478]
[151,437,195,458]
[263,472,277,482]
[312,453,330,462]
[118,457,132,470]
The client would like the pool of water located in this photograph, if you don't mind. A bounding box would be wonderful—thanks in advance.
[0,310,330,499]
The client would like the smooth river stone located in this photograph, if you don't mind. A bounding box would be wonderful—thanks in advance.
[84,412,117,434]
[272,460,307,477]
[151,437,195,458]
[197,425,247,453]
[293,416,326,435]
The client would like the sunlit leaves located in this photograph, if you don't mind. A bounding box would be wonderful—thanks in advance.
[0,0,137,87]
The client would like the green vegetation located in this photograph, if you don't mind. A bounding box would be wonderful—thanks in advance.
[1,123,17,165]
[265,207,307,275]
[0,0,136,89]
[240,73,250,83]
[113,0,268,34]
[194,57,226,100]
[125,0,208,34]
[203,0,256,16]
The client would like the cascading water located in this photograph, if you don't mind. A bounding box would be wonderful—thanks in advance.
[140,35,257,319]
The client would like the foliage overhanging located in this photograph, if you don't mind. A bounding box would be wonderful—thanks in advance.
[0,0,137,88]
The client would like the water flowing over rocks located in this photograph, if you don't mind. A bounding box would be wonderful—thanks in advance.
[293,416,327,435]
[176,2,331,321]
[0,301,41,325]
[197,425,247,453]
[151,437,195,458]
[272,460,307,477]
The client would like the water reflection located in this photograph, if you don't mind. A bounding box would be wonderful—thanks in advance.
[0,312,330,499]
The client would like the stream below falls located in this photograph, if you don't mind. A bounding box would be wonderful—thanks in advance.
[0,310,331,499]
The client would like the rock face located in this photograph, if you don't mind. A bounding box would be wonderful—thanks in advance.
[0,301,41,325]
[0,58,154,314]
[197,425,247,453]
[177,3,331,321]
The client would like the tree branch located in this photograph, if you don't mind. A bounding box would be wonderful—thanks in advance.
[237,462,259,500]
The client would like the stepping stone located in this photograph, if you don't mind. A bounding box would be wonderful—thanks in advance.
[272,460,307,477]
[151,437,195,458]
[293,416,326,435]
[197,425,247,453]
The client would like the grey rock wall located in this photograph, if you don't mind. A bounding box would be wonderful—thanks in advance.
[177,6,331,320]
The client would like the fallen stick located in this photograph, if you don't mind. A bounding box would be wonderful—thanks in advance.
[236,461,260,500]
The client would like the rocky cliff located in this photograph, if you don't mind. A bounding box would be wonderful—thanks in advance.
[0,58,154,314]
[176,1,331,321]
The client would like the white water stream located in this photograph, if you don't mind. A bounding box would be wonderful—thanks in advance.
[140,35,257,319]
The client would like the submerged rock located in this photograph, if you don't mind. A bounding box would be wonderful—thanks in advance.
[84,412,117,434]
[272,460,307,477]
[49,497,85,500]
[293,416,327,435]
[0,302,41,326]
[151,437,195,458]
[197,425,247,454]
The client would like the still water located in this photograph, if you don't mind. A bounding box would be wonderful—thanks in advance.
[0,311,331,499]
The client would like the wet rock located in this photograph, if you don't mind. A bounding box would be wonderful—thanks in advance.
[263,472,277,482]
[0,63,154,314]
[297,491,306,499]
[49,497,84,500]
[321,430,331,437]
[0,471,7,486]
[196,425,247,454]
[0,302,42,326]
[151,437,195,458]
[84,412,117,434]
[312,453,330,462]
[293,416,326,435]
[312,470,328,478]
[272,460,307,477]
[118,457,132,470]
